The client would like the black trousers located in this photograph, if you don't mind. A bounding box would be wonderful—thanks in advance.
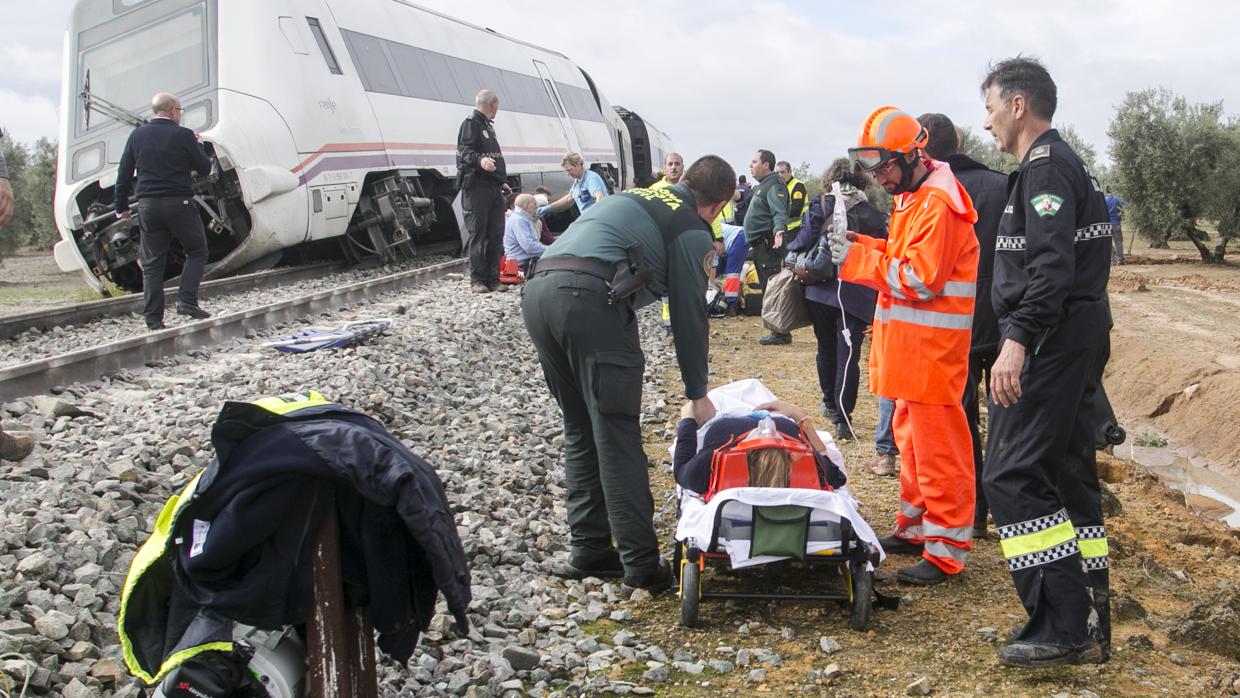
[983,300,1110,651]
[463,184,505,285]
[137,196,208,324]
[521,271,661,576]
[749,235,783,292]
[806,300,867,424]
[964,347,997,528]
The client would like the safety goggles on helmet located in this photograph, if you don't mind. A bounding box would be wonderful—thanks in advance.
[848,147,903,173]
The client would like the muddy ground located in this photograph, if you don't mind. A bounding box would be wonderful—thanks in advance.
[616,240,1240,697]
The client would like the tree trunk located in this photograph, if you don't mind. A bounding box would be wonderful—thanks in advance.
[1184,225,1217,263]
[1212,237,1229,264]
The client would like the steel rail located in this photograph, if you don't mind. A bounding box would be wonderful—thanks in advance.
[0,258,467,400]
[0,261,351,341]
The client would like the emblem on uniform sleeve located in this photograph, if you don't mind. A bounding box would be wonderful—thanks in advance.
[704,250,717,277]
[1030,193,1064,218]
[482,130,490,138]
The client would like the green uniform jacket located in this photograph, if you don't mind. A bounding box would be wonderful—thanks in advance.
[542,183,714,398]
[743,171,790,243]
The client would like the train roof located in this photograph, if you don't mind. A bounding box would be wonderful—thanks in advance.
[391,0,571,63]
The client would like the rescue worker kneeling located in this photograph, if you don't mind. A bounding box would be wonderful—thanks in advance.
[673,398,846,495]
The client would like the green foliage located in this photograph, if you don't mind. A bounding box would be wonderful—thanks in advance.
[0,136,60,261]
[958,126,1018,173]
[1107,88,1236,261]
[793,160,823,199]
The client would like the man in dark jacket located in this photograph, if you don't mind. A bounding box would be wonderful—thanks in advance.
[981,56,1112,668]
[744,149,791,345]
[457,89,512,293]
[918,113,1008,539]
[115,92,213,330]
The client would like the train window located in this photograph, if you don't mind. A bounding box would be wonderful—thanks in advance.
[341,30,400,95]
[418,51,466,105]
[448,60,486,105]
[306,18,342,75]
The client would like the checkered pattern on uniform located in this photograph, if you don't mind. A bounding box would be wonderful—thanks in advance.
[996,508,1071,540]
[1074,525,1106,540]
[996,235,1025,251]
[1074,222,1113,242]
[1007,539,1080,572]
[1084,556,1109,571]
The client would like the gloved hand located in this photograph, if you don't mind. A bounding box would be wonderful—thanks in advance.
[828,224,857,265]
[536,205,549,217]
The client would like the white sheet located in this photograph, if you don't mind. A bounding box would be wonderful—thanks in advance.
[676,487,885,569]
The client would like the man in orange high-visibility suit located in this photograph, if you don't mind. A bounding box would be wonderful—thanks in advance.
[829,106,980,585]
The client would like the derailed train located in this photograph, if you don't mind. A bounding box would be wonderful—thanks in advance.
[53,0,675,294]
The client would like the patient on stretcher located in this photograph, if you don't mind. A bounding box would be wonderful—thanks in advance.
[673,398,847,496]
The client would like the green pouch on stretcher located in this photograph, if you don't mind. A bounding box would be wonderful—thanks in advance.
[750,505,811,560]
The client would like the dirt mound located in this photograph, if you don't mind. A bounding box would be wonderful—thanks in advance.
[1169,588,1240,660]
[1106,335,1240,476]
[1108,268,1147,293]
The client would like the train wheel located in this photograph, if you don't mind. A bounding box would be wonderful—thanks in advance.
[679,559,700,628]
[849,564,873,630]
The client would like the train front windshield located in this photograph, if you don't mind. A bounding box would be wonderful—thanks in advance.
[75,2,209,135]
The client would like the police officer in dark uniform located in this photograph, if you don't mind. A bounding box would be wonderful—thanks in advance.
[456,89,511,293]
[744,149,791,345]
[521,156,735,592]
[980,57,1113,668]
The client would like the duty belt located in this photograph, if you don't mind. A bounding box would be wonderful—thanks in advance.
[529,255,641,305]
[529,255,615,283]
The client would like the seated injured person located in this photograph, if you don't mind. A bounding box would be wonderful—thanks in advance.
[673,398,847,495]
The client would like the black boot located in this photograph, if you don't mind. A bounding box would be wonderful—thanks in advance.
[997,640,1103,668]
[878,535,923,556]
[896,559,951,586]
[757,332,792,345]
[552,549,624,580]
[621,557,675,596]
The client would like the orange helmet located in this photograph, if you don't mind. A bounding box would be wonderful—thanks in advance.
[848,106,928,172]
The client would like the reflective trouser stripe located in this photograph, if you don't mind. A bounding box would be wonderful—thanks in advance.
[924,522,973,543]
[1077,538,1108,559]
[900,500,925,519]
[1076,525,1109,570]
[661,299,670,323]
[925,539,969,563]
[723,274,741,301]
[999,519,1076,559]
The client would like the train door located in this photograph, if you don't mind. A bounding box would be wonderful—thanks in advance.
[532,60,581,155]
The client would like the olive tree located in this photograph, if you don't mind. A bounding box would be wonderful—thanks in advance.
[1108,88,1235,261]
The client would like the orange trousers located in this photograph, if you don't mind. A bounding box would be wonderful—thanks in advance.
[892,398,975,574]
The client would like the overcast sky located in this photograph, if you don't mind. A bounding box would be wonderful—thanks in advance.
[4,0,1239,176]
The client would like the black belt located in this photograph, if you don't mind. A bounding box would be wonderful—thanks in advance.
[529,256,615,282]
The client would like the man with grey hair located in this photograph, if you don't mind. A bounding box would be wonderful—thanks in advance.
[115,92,213,330]
[503,192,546,273]
[457,89,511,293]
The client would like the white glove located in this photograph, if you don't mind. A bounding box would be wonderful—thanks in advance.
[827,223,853,265]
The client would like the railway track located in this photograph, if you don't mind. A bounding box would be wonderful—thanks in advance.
[0,260,351,341]
[0,258,466,400]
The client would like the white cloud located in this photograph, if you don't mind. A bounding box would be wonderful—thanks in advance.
[0,89,60,145]
[2,0,1238,175]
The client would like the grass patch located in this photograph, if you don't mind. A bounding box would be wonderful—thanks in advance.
[1134,432,1169,448]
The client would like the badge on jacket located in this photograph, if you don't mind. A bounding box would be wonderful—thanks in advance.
[482,130,490,139]
[1031,193,1063,218]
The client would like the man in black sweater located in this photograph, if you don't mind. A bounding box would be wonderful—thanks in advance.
[917,113,1008,539]
[115,92,213,330]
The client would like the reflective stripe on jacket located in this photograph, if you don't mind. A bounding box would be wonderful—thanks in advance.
[839,161,979,404]
[785,178,807,232]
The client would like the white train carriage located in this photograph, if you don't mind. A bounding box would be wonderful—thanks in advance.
[54,0,671,294]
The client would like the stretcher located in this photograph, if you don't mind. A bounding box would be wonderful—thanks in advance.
[672,412,886,629]
[498,256,525,285]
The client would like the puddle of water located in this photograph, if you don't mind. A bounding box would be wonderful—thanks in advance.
[1121,443,1240,529]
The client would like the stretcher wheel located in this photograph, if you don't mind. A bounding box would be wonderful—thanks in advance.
[679,557,700,628]
[849,564,872,630]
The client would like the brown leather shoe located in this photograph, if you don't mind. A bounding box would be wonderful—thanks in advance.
[863,452,897,476]
[488,283,510,293]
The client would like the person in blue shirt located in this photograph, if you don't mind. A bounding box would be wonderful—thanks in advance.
[503,193,547,273]
[539,152,608,217]
[1104,189,1126,264]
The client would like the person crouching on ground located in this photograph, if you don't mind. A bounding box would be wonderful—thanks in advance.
[503,193,547,274]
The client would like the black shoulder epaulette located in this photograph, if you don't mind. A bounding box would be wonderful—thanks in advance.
[1029,144,1051,161]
